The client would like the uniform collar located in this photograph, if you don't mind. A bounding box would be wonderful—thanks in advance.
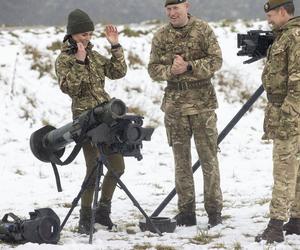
[273,16,300,34]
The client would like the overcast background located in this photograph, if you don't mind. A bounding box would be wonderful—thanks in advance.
[0,0,300,26]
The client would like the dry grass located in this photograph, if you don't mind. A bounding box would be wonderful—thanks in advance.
[47,40,62,51]
[133,243,152,250]
[120,26,150,37]
[127,106,147,116]
[127,51,144,68]
[190,230,222,245]
[24,44,54,78]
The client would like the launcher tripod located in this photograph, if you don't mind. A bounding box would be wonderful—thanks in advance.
[59,143,162,244]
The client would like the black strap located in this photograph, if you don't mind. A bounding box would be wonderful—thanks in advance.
[50,163,62,193]
[50,143,83,166]
[49,110,92,192]
[49,143,83,192]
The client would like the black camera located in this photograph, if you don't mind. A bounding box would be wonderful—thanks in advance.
[237,30,274,63]
[0,208,60,244]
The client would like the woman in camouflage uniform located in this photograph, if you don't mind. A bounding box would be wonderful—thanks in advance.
[55,9,127,234]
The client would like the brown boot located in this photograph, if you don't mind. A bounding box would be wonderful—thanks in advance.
[78,207,95,235]
[208,213,222,228]
[255,219,284,243]
[283,218,300,235]
[95,203,115,229]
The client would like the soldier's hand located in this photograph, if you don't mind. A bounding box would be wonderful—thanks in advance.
[105,25,119,46]
[75,43,87,62]
[171,55,188,75]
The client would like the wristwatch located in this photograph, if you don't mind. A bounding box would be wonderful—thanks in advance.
[187,63,193,72]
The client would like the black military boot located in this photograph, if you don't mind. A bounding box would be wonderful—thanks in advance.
[174,212,196,226]
[95,203,115,229]
[255,219,284,243]
[78,206,95,235]
[283,218,300,235]
[208,213,222,228]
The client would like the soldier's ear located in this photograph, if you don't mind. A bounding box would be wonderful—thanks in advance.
[278,6,286,16]
[185,2,190,10]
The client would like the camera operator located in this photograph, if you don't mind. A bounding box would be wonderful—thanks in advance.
[55,9,127,234]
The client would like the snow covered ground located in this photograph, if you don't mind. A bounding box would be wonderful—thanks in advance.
[0,19,299,249]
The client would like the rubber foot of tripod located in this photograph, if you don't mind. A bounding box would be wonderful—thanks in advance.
[139,217,176,233]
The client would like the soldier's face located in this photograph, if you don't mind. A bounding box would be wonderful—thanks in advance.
[72,31,93,48]
[165,3,189,27]
[266,8,287,29]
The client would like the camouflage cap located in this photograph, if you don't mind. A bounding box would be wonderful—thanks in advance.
[264,0,293,12]
[165,0,187,7]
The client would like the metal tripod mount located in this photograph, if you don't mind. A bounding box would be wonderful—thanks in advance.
[60,143,162,244]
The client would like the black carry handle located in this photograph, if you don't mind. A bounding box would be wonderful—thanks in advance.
[2,213,21,223]
[151,84,265,217]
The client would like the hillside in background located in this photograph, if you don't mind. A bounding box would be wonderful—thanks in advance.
[1,0,300,26]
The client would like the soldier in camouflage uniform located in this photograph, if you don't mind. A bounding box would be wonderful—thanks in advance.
[148,0,223,227]
[255,0,300,243]
[55,9,127,234]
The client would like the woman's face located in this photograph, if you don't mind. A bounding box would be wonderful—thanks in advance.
[71,31,93,48]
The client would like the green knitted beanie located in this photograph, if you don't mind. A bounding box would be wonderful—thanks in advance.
[67,9,94,35]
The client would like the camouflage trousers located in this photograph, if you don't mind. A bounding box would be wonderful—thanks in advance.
[81,141,125,209]
[165,111,223,214]
[270,135,300,220]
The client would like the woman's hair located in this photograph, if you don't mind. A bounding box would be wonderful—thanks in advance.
[63,34,72,43]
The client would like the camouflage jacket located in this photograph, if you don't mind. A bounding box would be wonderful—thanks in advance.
[262,17,300,140]
[55,41,127,118]
[148,15,222,116]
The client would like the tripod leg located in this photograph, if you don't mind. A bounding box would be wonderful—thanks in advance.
[102,158,162,236]
[60,164,98,232]
[89,159,103,244]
